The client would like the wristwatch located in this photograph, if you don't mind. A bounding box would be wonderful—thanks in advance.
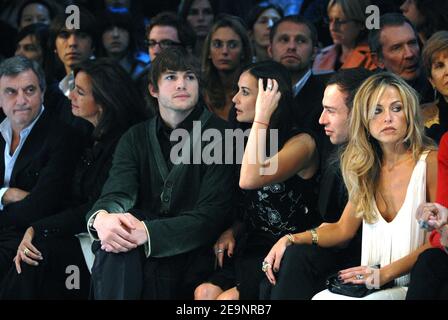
[88,215,97,232]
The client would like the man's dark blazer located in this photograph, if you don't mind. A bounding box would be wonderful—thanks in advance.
[292,72,333,138]
[0,110,81,232]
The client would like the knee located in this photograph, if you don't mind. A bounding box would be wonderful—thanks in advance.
[194,283,222,300]
[413,248,445,273]
[282,244,314,269]
[216,287,239,300]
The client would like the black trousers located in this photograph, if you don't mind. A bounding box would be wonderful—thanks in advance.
[260,243,360,300]
[406,248,448,300]
[91,242,215,300]
[0,228,22,283]
[0,235,90,299]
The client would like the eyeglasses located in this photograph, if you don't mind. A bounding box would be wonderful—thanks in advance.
[145,39,182,49]
[323,17,355,27]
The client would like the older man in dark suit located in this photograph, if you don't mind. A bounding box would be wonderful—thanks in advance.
[0,56,79,280]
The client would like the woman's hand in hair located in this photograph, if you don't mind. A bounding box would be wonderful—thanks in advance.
[254,78,281,124]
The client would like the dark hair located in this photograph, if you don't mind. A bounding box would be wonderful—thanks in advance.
[178,0,218,20]
[368,13,418,59]
[48,6,98,79]
[414,0,448,41]
[146,11,196,50]
[0,55,46,91]
[326,68,375,110]
[269,15,318,47]
[17,0,55,28]
[15,23,50,72]
[73,58,148,140]
[246,3,284,31]
[49,6,99,52]
[202,14,253,110]
[242,60,294,148]
[148,47,202,111]
[99,11,137,57]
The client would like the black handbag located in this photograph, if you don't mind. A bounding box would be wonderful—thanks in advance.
[326,270,394,298]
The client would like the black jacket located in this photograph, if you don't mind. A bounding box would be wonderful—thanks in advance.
[0,111,81,231]
[32,133,123,239]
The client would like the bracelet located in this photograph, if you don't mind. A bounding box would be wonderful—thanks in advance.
[285,233,295,245]
[309,228,318,246]
[253,120,269,127]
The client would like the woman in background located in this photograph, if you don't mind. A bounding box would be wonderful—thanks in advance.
[313,0,375,73]
[202,15,252,121]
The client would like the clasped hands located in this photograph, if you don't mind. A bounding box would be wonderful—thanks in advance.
[94,211,148,253]
[416,202,448,247]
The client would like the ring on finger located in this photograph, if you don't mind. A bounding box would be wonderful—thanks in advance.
[215,248,224,254]
[355,274,364,280]
[23,248,30,256]
[262,261,272,272]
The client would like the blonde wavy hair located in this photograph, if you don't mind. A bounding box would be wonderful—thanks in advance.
[340,72,435,224]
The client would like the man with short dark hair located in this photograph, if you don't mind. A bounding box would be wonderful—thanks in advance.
[0,56,79,280]
[145,11,196,61]
[86,48,234,299]
[268,15,331,136]
[262,68,373,299]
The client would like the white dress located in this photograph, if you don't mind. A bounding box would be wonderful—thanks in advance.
[313,151,430,300]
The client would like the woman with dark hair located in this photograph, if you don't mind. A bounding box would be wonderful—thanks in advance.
[0,58,148,299]
[194,60,321,300]
[246,3,283,62]
[178,0,218,58]
[15,23,50,77]
[99,12,147,80]
[202,15,253,121]
[17,0,55,29]
[313,0,376,73]
[400,0,448,44]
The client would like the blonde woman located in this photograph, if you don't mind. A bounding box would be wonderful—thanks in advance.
[263,72,437,299]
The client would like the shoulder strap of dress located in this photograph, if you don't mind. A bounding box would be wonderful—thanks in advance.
[419,149,431,161]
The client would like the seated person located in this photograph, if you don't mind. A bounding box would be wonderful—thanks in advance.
[0,56,80,281]
[86,48,234,300]
[264,68,374,299]
[264,72,437,300]
[195,60,322,300]
[406,131,448,300]
[0,58,148,299]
